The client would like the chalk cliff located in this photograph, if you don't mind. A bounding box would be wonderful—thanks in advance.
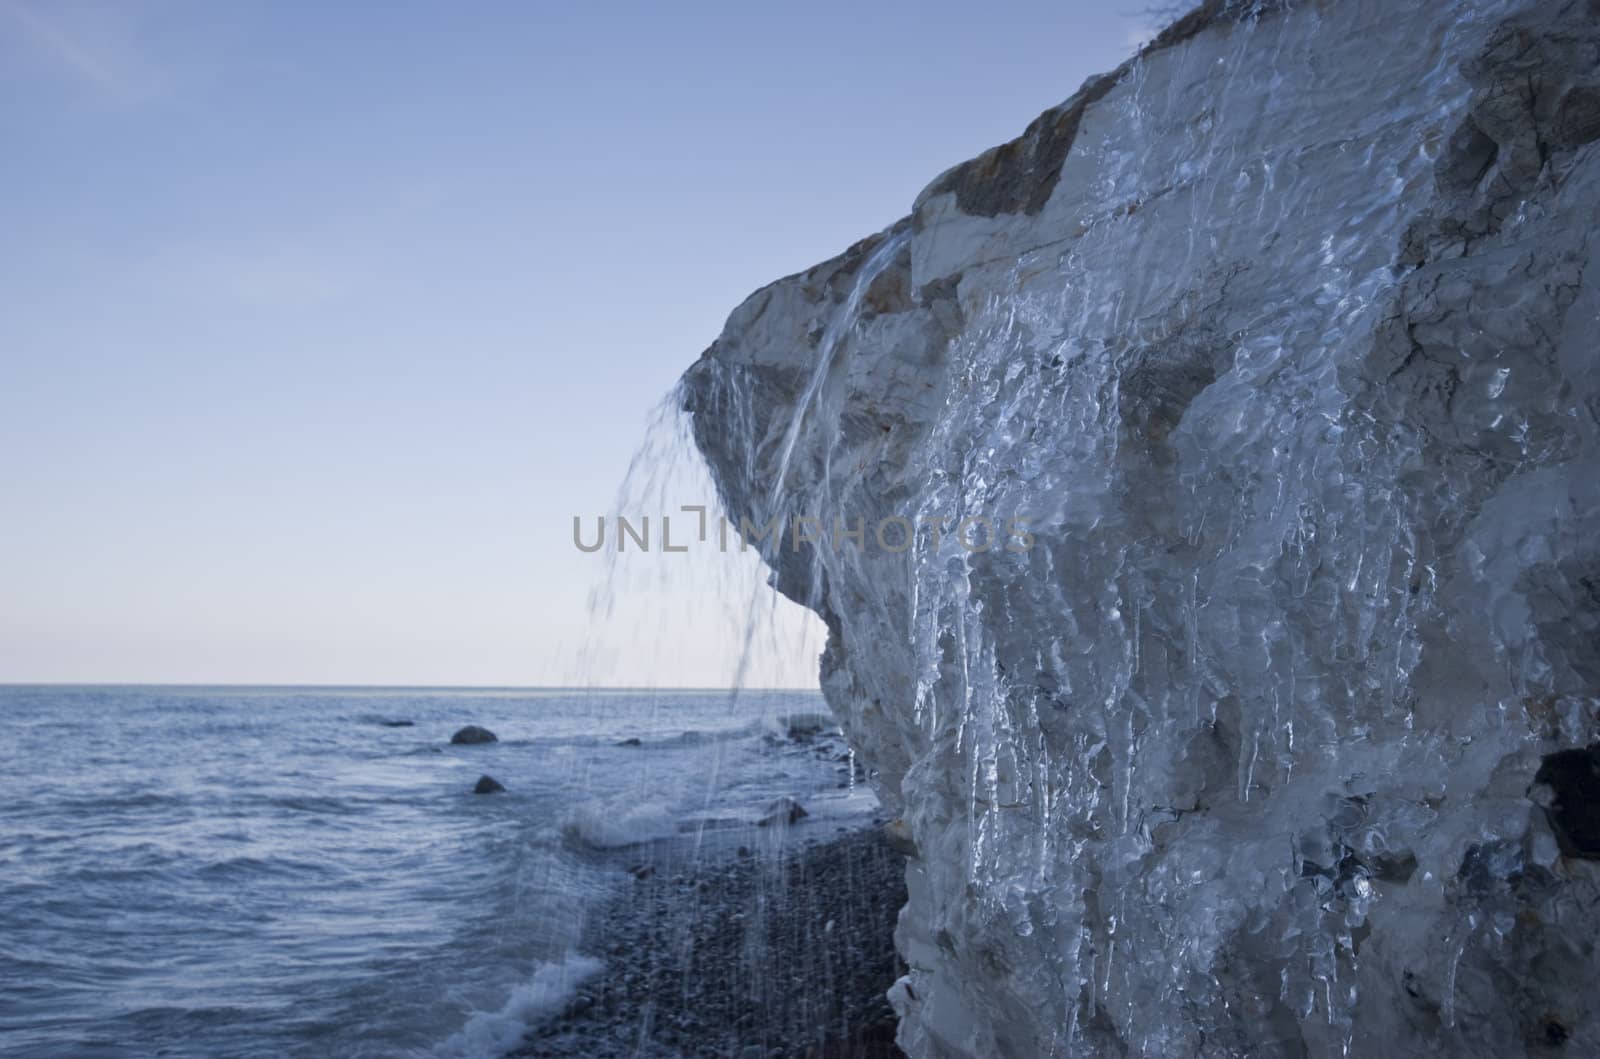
[681,1,1600,1054]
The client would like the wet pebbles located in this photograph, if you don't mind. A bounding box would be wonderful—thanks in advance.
[516,827,907,1058]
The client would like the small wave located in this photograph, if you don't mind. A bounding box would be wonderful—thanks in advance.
[196,854,336,881]
[675,815,747,834]
[37,790,193,815]
[560,801,679,850]
[430,953,602,1059]
[551,718,771,751]
[635,724,760,749]
[356,712,418,727]
[266,795,365,815]
[764,710,839,740]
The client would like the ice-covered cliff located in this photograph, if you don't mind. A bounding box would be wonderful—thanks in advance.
[679,0,1600,1054]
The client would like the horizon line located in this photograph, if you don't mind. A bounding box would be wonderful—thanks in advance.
[0,680,824,692]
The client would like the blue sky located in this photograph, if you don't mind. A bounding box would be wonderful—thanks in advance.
[1,1,1152,686]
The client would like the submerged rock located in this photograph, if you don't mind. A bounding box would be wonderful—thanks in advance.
[381,720,415,728]
[473,774,505,795]
[680,1,1600,1055]
[450,725,498,745]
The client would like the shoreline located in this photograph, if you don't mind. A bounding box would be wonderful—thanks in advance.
[516,822,908,1059]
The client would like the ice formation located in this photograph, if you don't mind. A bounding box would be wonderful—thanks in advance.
[680,0,1600,1055]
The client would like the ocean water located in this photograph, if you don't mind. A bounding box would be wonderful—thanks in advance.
[0,685,867,1058]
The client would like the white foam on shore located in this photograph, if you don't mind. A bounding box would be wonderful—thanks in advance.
[430,953,603,1058]
[560,799,679,849]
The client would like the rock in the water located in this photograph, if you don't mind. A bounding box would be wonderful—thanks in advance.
[616,737,642,747]
[758,797,807,828]
[679,1,1600,1055]
[473,774,505,795]
[450,725,498,745]
[382,720,415,728]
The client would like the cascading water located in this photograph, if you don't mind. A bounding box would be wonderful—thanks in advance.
[509,354,913,1057]
[769,226,915,515]
[681,0,1600,1055]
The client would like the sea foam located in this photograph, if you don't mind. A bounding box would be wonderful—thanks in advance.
[430,953,603,1059]
[560,799,679,850]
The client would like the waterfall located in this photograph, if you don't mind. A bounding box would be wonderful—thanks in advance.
[770,226,914,510]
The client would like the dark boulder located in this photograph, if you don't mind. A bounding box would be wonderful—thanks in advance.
[451,725,498,745]
[473,774,506,795]
[758,796,808,827]
[617,737,643,747]
[382,720,415,728]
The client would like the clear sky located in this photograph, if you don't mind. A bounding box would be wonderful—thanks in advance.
[1,1,1154,687]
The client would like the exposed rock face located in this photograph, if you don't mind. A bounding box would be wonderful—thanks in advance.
[450,725,498,745]
[473,774,506,794]
[680,1,1600,1055]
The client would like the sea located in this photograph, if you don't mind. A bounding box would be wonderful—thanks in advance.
[0,685,871,1058]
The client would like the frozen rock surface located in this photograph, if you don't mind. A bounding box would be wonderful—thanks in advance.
[680,1,1600,1055]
